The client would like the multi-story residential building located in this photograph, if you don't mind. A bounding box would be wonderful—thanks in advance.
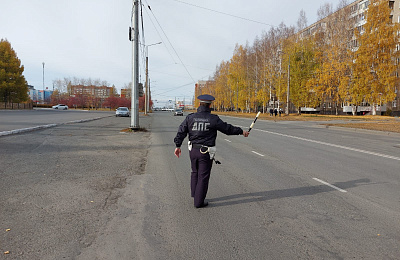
[299,0,400,115]
[68,85,113,108]
[70,85,112,99]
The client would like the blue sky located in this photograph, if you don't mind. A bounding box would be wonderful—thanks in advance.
[0,0,344,106]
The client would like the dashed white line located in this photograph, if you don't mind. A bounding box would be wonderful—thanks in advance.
[252,151,265,157]
[234,123,400,162]
[224,139,232,142]
[312,178,347,193]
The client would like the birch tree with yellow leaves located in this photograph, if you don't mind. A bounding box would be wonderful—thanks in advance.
[351,0,400,115]
[228,44,249,112]
[281,37,318,113]
[266,24,295,112]
[213,61,232,111]
[257,28,283,113]
[314,2,354,115]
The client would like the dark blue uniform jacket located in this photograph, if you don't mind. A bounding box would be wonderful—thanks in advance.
[174,106,243,147]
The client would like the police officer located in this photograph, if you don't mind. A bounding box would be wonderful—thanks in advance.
[174,94,249,208]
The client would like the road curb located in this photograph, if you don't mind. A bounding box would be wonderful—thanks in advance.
[0,116,111,137]
[320,124,400,137]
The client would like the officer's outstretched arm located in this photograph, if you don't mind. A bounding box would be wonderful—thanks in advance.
[242,130,249,137]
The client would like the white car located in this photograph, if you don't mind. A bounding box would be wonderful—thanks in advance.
[173,109,184,116]
[52,104,68,110]
[116,107,130,117]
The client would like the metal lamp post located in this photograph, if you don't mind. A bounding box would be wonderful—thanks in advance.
[144,42,162,115]
[42,62,45,104]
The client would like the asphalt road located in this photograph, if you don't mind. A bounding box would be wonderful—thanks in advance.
[1,111,399,259]
[142,112,400,259]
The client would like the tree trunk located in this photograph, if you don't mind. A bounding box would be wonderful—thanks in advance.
[352,105,357,116]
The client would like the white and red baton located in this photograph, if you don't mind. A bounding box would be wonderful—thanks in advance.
[248,111,261,132]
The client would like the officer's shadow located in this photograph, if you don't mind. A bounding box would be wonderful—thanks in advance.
[208,178,372,207]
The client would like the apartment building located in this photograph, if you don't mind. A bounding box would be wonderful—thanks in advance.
[299,0,400,115]
[28,85,53,104]
[70,85,113,100]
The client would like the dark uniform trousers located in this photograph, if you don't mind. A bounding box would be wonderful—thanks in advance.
[189,148,213,207]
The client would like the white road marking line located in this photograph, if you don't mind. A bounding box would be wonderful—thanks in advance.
[224,139,232,142]
[253,128,400,162]
[313,178,347,193]
[252,151,265,157]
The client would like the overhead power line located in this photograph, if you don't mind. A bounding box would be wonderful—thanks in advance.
[155,72,211,96]
[171,0,275,27]
[142,2,177,64]
[156,82,194,96]
[144,0,196,83]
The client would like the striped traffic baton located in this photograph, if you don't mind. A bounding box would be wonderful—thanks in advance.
[248,111,261,132]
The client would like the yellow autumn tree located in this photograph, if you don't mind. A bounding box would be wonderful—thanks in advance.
[313,3,354,115]
[214,61,232,111]
[228,45,248,112]
[258,29,284,112]
[281,36,318,113]
[351,0,400,115]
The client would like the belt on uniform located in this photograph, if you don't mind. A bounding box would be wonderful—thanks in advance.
[192,143,208,149]
[190,143,221,164]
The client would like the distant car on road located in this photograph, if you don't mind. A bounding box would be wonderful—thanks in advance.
[173,109,184,116]
[116,107,130,117]
[52,104,68,110]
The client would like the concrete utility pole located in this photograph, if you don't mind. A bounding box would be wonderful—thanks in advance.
[130,0,139,129]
